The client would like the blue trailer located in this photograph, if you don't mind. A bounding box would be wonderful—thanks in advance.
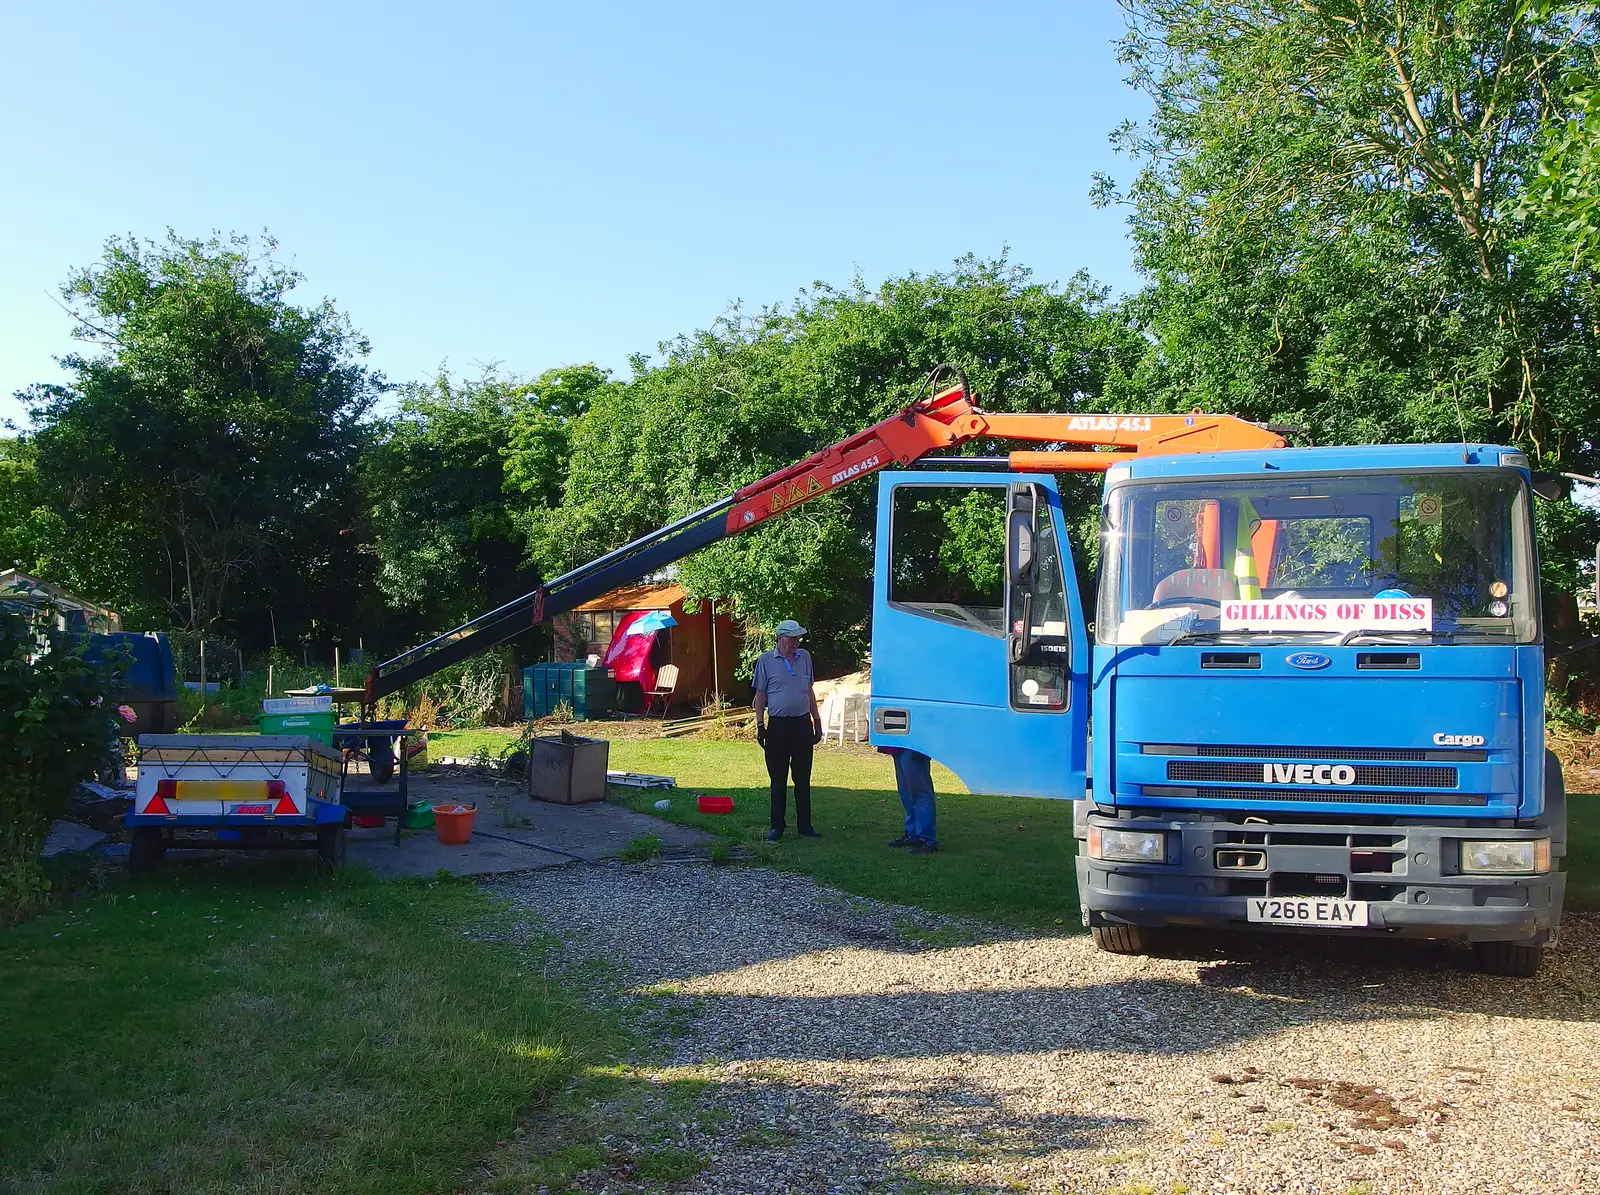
[866,443,1566,976]
[127,734,348,870]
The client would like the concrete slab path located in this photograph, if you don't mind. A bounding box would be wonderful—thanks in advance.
[344,767,713,879]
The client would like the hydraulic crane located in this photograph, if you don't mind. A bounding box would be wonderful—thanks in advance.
[362,381,1286,709]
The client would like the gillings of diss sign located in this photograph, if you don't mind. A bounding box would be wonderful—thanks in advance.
[1220,597,1433,633]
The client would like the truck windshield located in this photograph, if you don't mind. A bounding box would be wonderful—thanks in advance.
[1097,470,1537,646]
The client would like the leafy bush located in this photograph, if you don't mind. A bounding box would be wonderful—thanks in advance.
[374,649,518,729]
[1,596,126,919]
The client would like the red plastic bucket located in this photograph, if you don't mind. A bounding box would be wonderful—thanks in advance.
[432,804,476,844]
[696,794,734,814]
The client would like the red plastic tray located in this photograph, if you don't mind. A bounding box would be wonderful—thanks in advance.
[696,794,734,814]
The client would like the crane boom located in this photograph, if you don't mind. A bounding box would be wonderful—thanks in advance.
[362,384,1284,706]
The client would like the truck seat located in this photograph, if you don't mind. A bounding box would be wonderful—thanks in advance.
[1151,568,1238,605]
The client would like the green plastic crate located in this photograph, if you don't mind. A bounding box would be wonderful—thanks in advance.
[256,710,337,748]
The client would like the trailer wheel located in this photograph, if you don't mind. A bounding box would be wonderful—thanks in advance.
[129,827,165,874]
[1091,923,1152,955]
[1470,939,1544,978]
[317,824,346,868]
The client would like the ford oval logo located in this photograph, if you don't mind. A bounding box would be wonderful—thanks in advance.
[1286,652,1332,671]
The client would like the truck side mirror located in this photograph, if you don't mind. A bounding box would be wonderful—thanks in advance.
[1530,473,1572,501]
[1009,515,1036,584]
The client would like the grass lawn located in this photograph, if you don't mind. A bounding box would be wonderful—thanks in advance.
[0,865,592,1195]
[608,741,1082,930]
[1568,796,1600,912]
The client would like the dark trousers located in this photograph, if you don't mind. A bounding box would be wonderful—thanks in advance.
[764,715,814,832]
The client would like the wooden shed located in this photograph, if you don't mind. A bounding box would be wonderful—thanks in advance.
[551,583,744,708]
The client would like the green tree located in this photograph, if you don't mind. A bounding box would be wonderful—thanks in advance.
[1518,4,1600,266]
[0,434,142,610]
[0,438,46,573]
[1104,0,1600,605]
[18,232,382,645]
[362,364,605,634]
[525,257,1147,672]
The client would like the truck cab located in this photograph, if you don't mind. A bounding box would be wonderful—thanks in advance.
[869,443,1566,977]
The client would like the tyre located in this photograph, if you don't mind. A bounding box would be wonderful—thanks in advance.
[368,748,395,785]
[1471,939,1544,978]
[317,824,346,868]
[129,827,165,874]
[1092,923,1152,955]
[1545,749,1568,859]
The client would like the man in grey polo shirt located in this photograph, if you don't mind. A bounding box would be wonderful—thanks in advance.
[753,618,823,841]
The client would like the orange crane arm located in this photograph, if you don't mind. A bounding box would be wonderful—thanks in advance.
[723,384,1287,534]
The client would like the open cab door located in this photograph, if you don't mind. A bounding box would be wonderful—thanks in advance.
[869,471,1089,798]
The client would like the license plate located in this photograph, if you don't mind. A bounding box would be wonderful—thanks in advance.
[1247,897,1368,927]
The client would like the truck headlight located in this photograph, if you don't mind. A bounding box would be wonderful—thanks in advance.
[1088,826,1169,863]
[1459,839,1550,875]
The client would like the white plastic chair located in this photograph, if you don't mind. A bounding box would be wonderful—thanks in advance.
[820,693,868,745]
[820,693,846,746]
[842,693,869,742]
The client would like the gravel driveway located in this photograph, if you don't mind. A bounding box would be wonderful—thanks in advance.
[494,863,1600,1195]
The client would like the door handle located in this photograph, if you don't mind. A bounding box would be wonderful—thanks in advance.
[874,707,910,734]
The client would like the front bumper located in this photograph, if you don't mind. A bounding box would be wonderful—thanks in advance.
[1076,812,1565,944]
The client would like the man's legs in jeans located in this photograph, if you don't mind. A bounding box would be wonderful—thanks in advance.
[892,749,936,846]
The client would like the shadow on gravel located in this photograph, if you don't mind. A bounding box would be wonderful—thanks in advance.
[665,975,1432,1062]
[655,915,1600,1064]
[490,1064,1142,1195]
[1153,910,1600,1024]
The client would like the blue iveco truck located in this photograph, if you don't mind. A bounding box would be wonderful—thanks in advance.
[359,380,1567,978]
[868,442,1567,977]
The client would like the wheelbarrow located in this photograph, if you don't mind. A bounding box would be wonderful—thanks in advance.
[336,719,411,783]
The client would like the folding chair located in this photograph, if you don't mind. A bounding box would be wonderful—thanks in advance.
[644,664,679,717]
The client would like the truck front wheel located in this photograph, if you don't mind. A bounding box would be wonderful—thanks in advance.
[1091,923,1152,955]
[1470,939,1544,978]
[129,827,165,873]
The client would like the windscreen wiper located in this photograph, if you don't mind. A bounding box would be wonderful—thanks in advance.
[1337,629,1457,646]
[1165,629,1232,646]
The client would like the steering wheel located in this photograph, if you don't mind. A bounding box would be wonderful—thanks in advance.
[1151,595,1222,610]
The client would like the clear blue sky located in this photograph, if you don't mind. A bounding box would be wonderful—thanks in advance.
[0,1,1148,429]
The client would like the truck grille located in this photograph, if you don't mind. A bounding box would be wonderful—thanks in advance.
[1143,742,1487,763]
[1167,761,1458,788]
[1142,784,1490,807]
